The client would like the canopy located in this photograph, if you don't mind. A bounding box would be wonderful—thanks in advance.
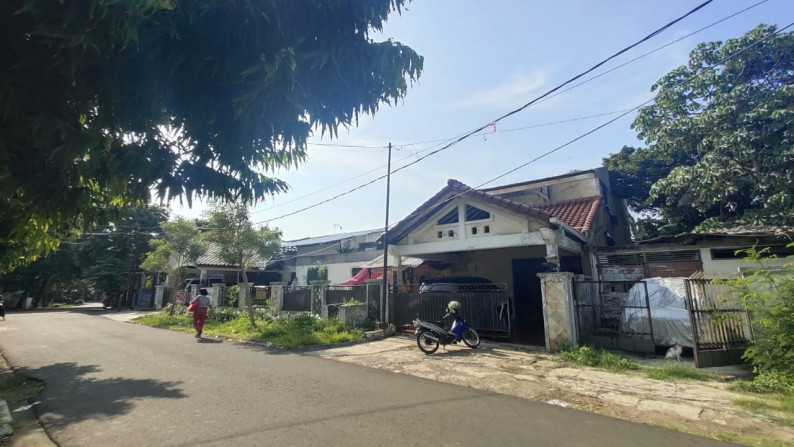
[340,268,382,286]
[362,254,425,269]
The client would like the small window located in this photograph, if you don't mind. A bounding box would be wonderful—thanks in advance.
[437,208,459,225]
[484,225,490,233]
[447,229,455,237]
[471,227,478,235]
[437,231,443,239]
[465,204,490,221]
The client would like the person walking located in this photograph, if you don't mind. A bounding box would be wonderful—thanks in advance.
[189,288,212,339]
[0,295,5,321]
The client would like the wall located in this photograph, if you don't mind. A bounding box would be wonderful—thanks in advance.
[700,247,789,275]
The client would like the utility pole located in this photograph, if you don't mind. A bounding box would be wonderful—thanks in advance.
[380,143,392,328]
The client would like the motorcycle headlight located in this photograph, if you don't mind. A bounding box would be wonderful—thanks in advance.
[412,319,419,328]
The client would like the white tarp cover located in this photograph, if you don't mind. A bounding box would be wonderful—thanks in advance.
[621,277,694,347]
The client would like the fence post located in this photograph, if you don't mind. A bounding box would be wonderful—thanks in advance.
[537,272,576,352]
[311,280,330,317]
[270,282,284,316]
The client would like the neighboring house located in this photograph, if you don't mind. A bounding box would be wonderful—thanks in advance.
[382,167,631,344]
[281,229,383,285]
[594,226,793,281]
[181,243,281,287]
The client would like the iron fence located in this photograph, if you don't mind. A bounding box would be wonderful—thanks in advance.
[392,284,511,338]
[252,286,271,307]
[282,286,312,311]
[573,280,654,353]
[326,285,368,305]
[685,279,753,367]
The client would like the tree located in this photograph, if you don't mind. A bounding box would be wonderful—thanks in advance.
[204,202,281,326]
[140,217,207,294]
[0,1,423,272]
[604,25,794,237]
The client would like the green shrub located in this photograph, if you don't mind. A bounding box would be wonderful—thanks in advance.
[724,245,794,380]
[730,370,794,394]
[557,343,640,371]
[226,285,239,308]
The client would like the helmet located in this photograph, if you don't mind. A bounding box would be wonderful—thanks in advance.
[447,300,461,313]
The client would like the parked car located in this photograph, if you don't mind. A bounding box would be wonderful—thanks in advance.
[419,276,501,293]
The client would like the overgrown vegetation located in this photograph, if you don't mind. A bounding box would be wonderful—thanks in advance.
[723,245,794,393]
[557,343,640,371]
[644,363,715,381]
[0,355,42,413]
[136,308,364,348]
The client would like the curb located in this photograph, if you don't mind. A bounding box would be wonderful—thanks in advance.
[0,399,12,437]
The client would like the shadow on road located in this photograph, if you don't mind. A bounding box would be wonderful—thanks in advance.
[21,362,186,426]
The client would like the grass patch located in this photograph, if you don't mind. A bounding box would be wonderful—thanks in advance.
[730,371,794,427]
[0,373,42,407]
[644,363,715,381]
[556,343,640,371]
[135,310,364,348]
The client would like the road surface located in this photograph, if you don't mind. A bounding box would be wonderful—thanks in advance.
[0,308,734,446]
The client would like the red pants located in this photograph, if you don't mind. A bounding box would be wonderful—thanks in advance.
[193,307,208,334]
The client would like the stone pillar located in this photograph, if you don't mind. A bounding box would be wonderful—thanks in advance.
[270,282,284,316]
[154,285,165,309]
[310,280,330,316]
[537,272,577,352]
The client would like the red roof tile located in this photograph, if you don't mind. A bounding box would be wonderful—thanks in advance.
[534,196,601,235]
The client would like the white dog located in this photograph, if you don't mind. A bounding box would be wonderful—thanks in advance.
[664,344,683,362]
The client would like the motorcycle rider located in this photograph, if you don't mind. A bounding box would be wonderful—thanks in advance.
[447,300,463,341]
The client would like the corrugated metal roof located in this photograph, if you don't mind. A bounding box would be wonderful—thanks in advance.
[283,228,382,247]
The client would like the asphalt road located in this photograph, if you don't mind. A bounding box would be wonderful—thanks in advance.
[0,309,735,447]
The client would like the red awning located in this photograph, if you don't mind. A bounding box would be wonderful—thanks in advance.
[340,268,382,285]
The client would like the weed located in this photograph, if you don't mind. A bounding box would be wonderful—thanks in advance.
[644,363,715,381]
[556,343,640,371]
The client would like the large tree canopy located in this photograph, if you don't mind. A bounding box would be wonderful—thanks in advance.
[604,25,794,237]
[0,0,423,272]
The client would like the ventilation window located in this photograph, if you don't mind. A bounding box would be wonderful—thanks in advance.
[465,204,490,221]
[471,227,478,235]
[437,208,459,225]
[437,231,443,239]
[447,229,455,237]
[484,225,490,233]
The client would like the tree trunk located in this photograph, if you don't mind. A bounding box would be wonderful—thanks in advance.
[241,267,256,327]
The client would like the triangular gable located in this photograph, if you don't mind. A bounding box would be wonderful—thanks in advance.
[385,179,552,244]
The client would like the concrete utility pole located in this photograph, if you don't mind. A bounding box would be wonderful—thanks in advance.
[381,143,392,327]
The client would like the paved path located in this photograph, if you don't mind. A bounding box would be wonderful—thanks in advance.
[0,308,736,446]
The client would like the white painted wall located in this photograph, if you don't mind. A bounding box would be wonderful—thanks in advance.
[700,248,789,275]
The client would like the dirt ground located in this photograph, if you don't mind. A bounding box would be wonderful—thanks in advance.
[308,336,794,446]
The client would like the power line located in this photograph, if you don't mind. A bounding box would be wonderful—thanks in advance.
[251,0,715,225]
[379,22,794,235]
[250,1,769,220]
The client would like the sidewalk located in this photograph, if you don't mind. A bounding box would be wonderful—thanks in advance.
[307,335,793,446]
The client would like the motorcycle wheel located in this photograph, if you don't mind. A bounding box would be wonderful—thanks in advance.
[417,331,439,354]
[462,328,480,348]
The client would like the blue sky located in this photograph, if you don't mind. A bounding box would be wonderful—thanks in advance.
[171,0,793,241]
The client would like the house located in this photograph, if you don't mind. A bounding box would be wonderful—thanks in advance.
[594,226,793,281]
[280,229,383,285]
[382,168,631,345]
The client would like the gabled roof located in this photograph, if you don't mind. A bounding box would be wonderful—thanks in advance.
[385,179,601,244]
[192,243,270,269]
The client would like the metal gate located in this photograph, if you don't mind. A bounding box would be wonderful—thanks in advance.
[684,279,753,368]
[573,280,654,353]
[282,286,312,311]
[392,285,511,338]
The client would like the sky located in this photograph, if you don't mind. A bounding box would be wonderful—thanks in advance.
[169,0,793,242]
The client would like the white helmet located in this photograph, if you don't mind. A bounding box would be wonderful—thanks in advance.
[447,300,461,313]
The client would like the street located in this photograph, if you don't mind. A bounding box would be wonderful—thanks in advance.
[0,309,734,447]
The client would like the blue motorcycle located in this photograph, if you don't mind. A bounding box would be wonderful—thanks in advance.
[413,312,480,354]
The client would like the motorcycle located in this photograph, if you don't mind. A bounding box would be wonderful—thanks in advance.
[413,312,480,354]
